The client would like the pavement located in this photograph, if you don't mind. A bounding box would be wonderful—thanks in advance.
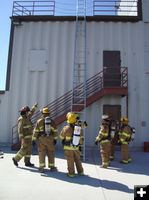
[0,145,149,200]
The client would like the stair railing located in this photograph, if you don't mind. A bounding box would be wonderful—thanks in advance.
[11,67,127,148]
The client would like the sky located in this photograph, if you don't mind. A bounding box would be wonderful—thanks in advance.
[0,0,95,90]
[0,0,14,90]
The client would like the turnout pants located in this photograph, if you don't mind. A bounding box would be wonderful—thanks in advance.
[64,149,83,175]
[100,141,111,167]
[38,137,55,169]
[121,143,131,163]
[14,138,32,163]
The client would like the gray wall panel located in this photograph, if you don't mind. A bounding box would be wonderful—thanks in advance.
[0,19,149,149]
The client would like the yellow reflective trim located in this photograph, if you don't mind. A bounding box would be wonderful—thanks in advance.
[51,127,58,132]
[121,160,128,163]
[60,135,64,140]
[67,173,75,177]
[102,132,108,136]
[39,126,44,131]
[24,135,32,139]
[118,132,122,135]
[25,155,31,158]
[48,163,55,167]
[103,162,109,165]
[66,136,71,140]
[64,146,79,150]
[17,153,22,158]
[34,128,40,132]
[121,141,128,145]
[121,132,130,137]
[32,136,36,141]
[96,136,100,140]
[128,158,132,162]
[100,140,110,144]
[39,163,45,167]
[23,125,32,129]
[39,129,44,132]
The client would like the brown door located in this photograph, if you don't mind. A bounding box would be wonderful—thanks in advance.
[103,105,121,121]
[103,51,121,87]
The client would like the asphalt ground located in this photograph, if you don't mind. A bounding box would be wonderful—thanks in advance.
[0,145,149,200]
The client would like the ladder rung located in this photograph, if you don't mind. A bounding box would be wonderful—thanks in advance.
[74,62,85,65]
[74,69,85,72]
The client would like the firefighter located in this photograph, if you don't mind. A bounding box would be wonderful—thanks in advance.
[118,117,132,164]
[33,107,58,173]
[95,118,111,168]
[110,120,120,161]
[60,112,84,177]
[12,103,38,167]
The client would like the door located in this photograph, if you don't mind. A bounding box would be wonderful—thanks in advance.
[103,51,121,87]
[103,105,121,121]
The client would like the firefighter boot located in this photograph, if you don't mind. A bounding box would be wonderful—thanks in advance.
[50,166,57,172]
[39,167,44,173]
[12,157,18,167]
[24,157,34,167]
[25,162,34,167]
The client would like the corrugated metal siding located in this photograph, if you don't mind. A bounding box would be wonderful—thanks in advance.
[0,19,148,148]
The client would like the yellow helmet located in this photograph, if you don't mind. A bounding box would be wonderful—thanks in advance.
[120,117,129,124]
[66,112,77,124]
[66,112,72,119]
[42,107,50,114]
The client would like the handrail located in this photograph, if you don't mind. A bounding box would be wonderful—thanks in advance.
[12,1,55,16]
[93,0,139,16]
[11,0,142,18]
[11,67,128,148]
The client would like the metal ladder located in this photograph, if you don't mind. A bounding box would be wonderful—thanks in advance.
[71,0,87,160]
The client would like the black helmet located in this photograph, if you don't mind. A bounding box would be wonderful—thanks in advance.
[20,107,26,116]
[24,106,30,112]
[19,106,30,116]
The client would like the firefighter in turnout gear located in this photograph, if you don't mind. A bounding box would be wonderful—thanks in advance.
[95,117,111,168]
[119,117,132,164]
[110,120,120,161]
[33,107,58,173]
[12,103,38,167]
[60,112,84,177]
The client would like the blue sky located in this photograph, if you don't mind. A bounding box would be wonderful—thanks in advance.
[0,0,14,90]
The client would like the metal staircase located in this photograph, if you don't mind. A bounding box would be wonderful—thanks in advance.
[72,0,87,159]
[11,67,128,151]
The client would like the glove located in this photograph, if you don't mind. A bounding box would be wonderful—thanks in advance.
[79,146,82,152]
[62,139,65,145]
[34,102,38,108]
[84,121,88,127]
[53,139,57,145]
[95,140,98,145]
